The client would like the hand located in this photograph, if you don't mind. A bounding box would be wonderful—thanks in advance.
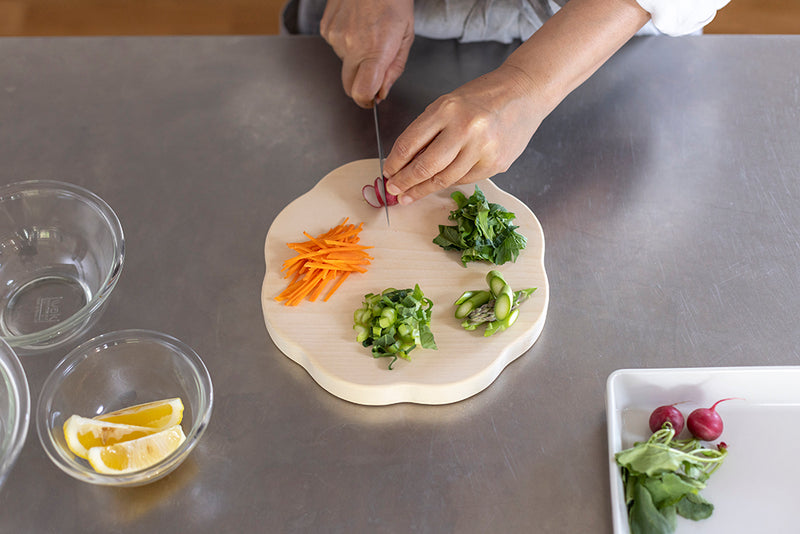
[382,0,651,204]
[383,64,546,204]
[320,0,414,108]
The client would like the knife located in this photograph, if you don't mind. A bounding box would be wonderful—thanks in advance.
[372,99,390,226]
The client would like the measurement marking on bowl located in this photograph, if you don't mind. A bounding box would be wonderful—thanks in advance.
[35,296,63,323]
[1,275,90,337]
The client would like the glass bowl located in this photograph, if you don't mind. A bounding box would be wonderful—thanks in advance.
[0,180,124,353]
[36,330,213,486]
[0,338,30,489]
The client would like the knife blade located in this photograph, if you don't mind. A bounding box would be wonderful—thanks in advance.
[372,99,390,226]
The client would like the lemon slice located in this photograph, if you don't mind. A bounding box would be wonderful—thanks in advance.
[63,415,158,460]
[87,425,187,475]
[94,397,184,430]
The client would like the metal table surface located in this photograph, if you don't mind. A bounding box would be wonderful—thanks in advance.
[1,34,799,533]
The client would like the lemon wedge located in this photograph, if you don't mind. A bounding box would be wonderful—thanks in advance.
[87,425,187,474]
[63,415,158,460]
[94,397,184,430]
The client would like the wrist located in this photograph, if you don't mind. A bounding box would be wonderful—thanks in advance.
[494,61,556,125]
[500,0,650,117]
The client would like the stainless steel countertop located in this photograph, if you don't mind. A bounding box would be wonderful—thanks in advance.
[1,34,799,533]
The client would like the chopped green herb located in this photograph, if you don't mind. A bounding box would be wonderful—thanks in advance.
[353,284,437,370]
[433,186,527,267]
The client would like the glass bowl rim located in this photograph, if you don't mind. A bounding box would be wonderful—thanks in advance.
[35,329,213,486]
[0,179,125,350]
[0,337,30,485]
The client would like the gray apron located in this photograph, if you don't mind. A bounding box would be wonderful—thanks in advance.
[282,0,660,42]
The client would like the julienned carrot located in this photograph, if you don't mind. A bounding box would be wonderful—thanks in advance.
[275,218,373,306]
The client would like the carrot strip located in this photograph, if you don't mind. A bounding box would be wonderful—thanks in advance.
[277,279,309,302]
[324,252,373,261]
[282,244,372,265]
[323,272,351,302]
[308,273,334,302]
[275,218,371,306]
[322,240,371,248]
[304,261,362,271]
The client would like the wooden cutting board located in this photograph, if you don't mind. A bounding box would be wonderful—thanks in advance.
[261,159,549,405]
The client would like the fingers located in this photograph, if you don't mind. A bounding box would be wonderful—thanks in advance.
[379,31,413,101]
[320,0,414,107]
[338,48,405,108]
[344,29,413,107]
[385,121,468,195]
[342,56,384,108]
[383,113,444,181]
[386,139,490,205]
[396,162,491,204]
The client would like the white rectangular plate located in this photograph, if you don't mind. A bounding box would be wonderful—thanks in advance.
[606,366,800,533]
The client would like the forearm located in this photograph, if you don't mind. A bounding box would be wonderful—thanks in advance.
[503,0,651,119]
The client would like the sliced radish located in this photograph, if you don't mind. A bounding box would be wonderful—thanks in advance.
[362,177,398,208]
[378,177,399,206]
[362,184,382,208]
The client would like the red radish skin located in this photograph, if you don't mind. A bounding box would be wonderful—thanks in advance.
[649,404,685,434]
[362,177,398,208]
[687,398,737,441]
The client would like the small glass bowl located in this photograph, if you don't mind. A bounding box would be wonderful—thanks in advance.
[0,338,30,489]
[0,180,125,353]
[36,330,213,487]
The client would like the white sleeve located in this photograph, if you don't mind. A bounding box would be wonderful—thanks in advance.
[635,0,731,36]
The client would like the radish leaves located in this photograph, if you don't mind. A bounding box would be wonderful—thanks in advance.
[615,426,727,534]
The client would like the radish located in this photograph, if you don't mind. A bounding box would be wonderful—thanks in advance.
[687,398,736,441]
[648,404,685,434]
[361,177,398,208]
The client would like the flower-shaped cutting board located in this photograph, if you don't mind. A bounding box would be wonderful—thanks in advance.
[261,159,549,405]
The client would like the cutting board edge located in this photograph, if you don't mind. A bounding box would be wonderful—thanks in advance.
[262,287,549,406]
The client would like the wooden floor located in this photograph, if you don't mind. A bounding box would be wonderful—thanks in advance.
[0,0,798,36]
